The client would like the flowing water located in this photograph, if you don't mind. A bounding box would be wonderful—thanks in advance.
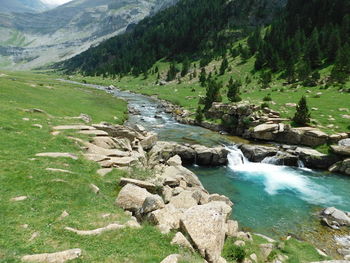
[62,80,350,240]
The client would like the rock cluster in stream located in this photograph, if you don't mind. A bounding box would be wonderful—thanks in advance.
[160,100,350,175]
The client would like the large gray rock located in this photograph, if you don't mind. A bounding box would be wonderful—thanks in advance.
[119,178,157,193]
[208,194,233,207]
[293,147,340,169]
[180,201,232,263]
[329,159,350,176]
[321,207,350,226]
[331,145,350,156]
[300,128,328,147]
[160,254,181,263]
[115,184,153,212]
[148,204,184,231]
[239,144,278,162]
[339,139,350,147]
[141,195,165,214]
[251,124,279,140]
[169,190,199,209]
[171,232,194,252]
[161,165,203,189]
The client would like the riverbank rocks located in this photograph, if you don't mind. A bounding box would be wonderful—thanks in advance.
[119,177,157,193]
[180,201,231,262]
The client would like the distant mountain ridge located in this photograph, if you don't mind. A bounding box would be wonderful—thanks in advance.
[0,0,178,70]
[0,0,51,14]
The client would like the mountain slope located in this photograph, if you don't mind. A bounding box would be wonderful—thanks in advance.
[61,0,287,75]
[0,0,50,14]
[0,0,178,70]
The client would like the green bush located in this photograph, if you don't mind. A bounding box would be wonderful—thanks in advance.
[263,94,272,101]
[223,244,246,262]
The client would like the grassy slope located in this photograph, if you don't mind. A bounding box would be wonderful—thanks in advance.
[0,71,200,262]
[69,50,350,135]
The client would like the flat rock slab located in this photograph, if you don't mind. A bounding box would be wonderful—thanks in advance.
[11,196,28,202]
[119,178,156,193]
[36,153,78,160]
[78,130,108,136]
[97,168,113,176]
[160,254,181,263]
[21,248,82,263]
[84,154,109,162]
[53,125,95,130]
[46,168,73,174]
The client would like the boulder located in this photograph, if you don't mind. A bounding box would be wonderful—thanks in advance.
[298,128,328,147]
[148,204,184,231]
[239,144,278,162]
[169,191,199,209]
[140,132,158,150]
[293,147,340,169]
[331,145,350,156]
[161,166,203,189]
[162,185,173,204]
[141,195,165,214]
[115,184,153,212]
[171,232,194,251]
[180,201,232,262]
[252,124,279,140]
[167,155,182,166]
[226,220,239,237]
[339,139,350,147]
[119,178,157,193]
[91,136,119,149]
[329,159,350,175]
[321,207,350,226]
[160,254,181,263]
[208,194,233,207]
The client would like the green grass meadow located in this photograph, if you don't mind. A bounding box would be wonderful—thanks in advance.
[0,72,200,262]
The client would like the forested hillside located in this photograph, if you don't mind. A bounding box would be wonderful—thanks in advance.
[61,0,287,75]
[61,0,349,87]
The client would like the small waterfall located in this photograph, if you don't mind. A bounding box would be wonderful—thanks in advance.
[226,145,248,168]
[297,160,305,168]
[262,155,279,165]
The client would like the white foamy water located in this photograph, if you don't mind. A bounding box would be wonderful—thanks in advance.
[227,146,344,206]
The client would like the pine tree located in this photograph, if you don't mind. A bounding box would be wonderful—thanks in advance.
[293,96,311,125]
[327,28,341,62]
[199,68,207,87]
[166,62,179,81]
[195,106,204,124]
[331,43,350,84]
[305,29,322,69]
[203,79,223,111]
[181,58,190,77]
[219,56,229,75]
[227,77,242,102]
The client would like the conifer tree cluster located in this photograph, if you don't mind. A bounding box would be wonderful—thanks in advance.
[250,0,350,84]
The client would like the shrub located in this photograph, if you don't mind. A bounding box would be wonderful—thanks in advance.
[263,94,272,101]
[293,96,311,125]
[223,244,246,262]
[261,102,269,108]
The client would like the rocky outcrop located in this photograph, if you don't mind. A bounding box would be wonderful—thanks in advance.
[148,141,228,166]
[331,145,350,156]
